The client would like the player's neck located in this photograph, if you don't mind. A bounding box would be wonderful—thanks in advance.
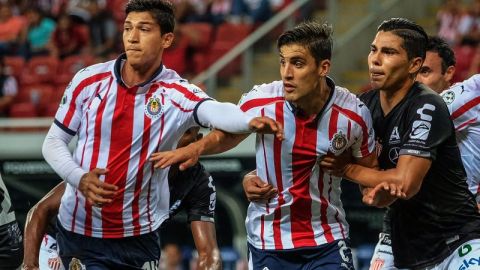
[379,78,415,115]
[295,79,331,117]
[121,60,162,87]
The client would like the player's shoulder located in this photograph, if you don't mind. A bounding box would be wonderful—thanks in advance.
[238,80,284,105]
[333,85,370,115]
[441,74,480,107]
[157,67,205,95]
[412,83,447,108]
[69,60,113,86]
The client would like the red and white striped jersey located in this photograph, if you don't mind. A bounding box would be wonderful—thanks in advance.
[441,74,480,202]
[239,79,375,250]
[54,54,210,238]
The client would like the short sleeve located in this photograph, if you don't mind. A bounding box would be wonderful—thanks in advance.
[399,94,453,160]
[441,74,480,132]
[238,82,284,118]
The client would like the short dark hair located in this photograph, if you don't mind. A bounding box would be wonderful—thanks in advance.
[277,21,333,63]
[427,36,456,74]
[377,18,428,60]
[125,0,175,34]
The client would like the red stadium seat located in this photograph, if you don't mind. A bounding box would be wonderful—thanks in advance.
[9,102,38,118]
[181,23,214,50]
[55,55,95,86]
[21,56,59,85]
[17,84,54,115]
[163,34,189,75]
[4,56,25,79]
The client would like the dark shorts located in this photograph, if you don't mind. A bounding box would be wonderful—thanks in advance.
[56,220,161,270]
[168,163,216,223]
[0,220,23,270]
[248,239,354,270]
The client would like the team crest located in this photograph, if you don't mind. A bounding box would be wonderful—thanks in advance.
[441,90,455,105]
[329,131,348,155]
[145,96,163,119]
[48,257,62,270]
[69,258,86,270]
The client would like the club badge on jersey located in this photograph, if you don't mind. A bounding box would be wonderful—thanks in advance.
[329,131,348,155]
[68,258,86,270]
[145,96,163,119]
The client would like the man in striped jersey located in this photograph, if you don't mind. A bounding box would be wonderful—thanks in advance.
[152,21,379,269]
[322,18,480,270]
[41,0,282,269]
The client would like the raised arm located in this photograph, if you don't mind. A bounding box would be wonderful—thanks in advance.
[23,182,65,270]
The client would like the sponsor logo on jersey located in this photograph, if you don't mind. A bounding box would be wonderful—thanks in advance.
[142,260,159,270]
[370,258,385,270]
[389,126,400,143]
[145,96,163,119]
[410,120,431,140]
[329,131,348,154]
[60,94,68,106]
[442,90,455,105]
[68,258,86,270]
[458,257,480,270]
[388,147,400,164]
[459,244,473,257]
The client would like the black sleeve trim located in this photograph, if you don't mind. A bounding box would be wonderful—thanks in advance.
[54,119,77,136]
[193,98,214,128]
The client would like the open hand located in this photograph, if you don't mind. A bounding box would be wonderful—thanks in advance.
[249,117,284,141]
[150,143,200,171]
[362,182,406,208]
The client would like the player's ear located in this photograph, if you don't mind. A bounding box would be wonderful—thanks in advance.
[409,57,423,74]
[318,59,331,77]
[162,32,174,49]
[444,65,455,82]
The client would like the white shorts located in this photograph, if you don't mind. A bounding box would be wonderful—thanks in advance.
[39,234,64,270]
[370,234,480,270]
[369,233,396,270]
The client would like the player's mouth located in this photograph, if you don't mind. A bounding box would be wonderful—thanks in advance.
[370,71,385,79]
[283,83,296,92]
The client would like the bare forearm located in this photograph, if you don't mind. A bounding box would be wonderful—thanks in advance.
[23,207,55,267]
[196,130,247,155]
[345,164,398,188]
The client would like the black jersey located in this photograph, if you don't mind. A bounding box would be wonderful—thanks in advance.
[168,162,216,223]
[360,83,480,269]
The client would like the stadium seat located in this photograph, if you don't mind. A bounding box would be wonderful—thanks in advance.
[4,56,25,79]
[9,102,38,118]
[163,34,189,75]
[21,56,59,85]
[181,22,214,50]
[17,84,54,115]
[55,55,95,86]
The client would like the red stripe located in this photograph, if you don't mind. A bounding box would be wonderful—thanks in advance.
[290,116,317,248]
[240,97,284,112]
[70,190,80,232]
[333,105,370,157]
[101,85,136,238]
[329,175,346,239]
[455,118,477,131]
[82,110,93,236]
[158,82,204,101]
[63,72,111,128]
[259,108,269,250]
[272,102,284,249]
[451,96,480,120]
[171,99,194,112]
[132,85,158,235]
[318,172,334,242]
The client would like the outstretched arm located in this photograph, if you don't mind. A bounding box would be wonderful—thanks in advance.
[242,170,277,203]
[23,182,65,270]
[191,221,222,270]
[151,129,249,171]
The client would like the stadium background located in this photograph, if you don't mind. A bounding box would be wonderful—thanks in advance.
[0,0,474,268]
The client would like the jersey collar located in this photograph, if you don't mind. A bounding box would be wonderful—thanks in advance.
[113,53,164,88]
[286,76,336,121]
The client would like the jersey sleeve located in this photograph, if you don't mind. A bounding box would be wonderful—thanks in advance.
[238,82,283,118]
[162,81,212,128]
[351,102,376,158]
[441,74,480,132]
[54,68,109,135]
[399,94,453,160]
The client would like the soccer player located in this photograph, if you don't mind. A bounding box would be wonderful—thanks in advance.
[41,0,282,268]
[151,21,378,269]
[0,173,23,270]
[321,18,480,269]
[25,128,221,270]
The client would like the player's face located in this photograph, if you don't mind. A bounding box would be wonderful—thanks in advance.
[368,31,421,92]
[279,44,328,106]
[417,51,453,93]
[123,11,173,70]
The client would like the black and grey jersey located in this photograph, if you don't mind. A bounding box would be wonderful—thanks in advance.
[360,83,480,269]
